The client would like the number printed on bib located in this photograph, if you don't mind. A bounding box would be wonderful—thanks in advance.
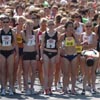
[46,39,56,48]
[27,35,35,46]
[2,35,11,46]
[75,46,82,53]
[65,37,75,46]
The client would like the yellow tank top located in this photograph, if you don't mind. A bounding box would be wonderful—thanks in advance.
[65,37,75,47]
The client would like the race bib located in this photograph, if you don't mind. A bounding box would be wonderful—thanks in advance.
[27,35,35,46]
[46,39,56,48]
[65,37,75,46]
[2,35,11,46]
[75,45,82,53]
[16,34,22,43]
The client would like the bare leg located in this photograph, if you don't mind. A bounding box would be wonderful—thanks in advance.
[61,58,69,92]
[71,57,77,93]
[43,54,49,91]
[54,60,61,90]
[30,60,37,90]
[37,60,44,87]
[23,60,30,91]
[7,54,15,95]
[1,55,6,90]
[48,56,56,90]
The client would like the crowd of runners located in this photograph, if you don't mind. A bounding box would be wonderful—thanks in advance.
[0,0,100,96]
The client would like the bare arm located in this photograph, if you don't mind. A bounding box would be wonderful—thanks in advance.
[94,25,99,40]
[40,32,45,59]
[0,30,1,49]
[12,30,19,55]
[34,30,39,55]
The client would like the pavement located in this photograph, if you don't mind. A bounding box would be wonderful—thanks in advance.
[0,73,100,100]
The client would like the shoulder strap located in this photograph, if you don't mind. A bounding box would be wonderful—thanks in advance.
[22,30,26,43]
[24,30,26,36]
[1,29,4,34]
[64,33,66,40]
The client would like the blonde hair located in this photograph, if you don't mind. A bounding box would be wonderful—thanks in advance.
[40,17,47,25]
[17,16,26,23]
[25,19,34,25]
[60,17,67,24]
[23,19,34,30]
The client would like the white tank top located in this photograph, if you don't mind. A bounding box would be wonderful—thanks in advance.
[75,23,83,35]
[82,32,95,44]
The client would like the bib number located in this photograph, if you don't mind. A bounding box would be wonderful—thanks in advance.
[46,39,56,48]
[75,46,82,53]
[2,36,11,46]
[65,37,75,46]
[27,35,35,46]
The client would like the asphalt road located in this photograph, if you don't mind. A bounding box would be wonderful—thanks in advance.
[0,74,100,100]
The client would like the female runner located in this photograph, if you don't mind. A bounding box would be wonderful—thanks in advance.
[41,19,60,95]
[59,21,79,94]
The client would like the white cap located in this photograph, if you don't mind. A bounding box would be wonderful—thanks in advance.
[60,0,68,5]
[0,14,8,19]
[29,5,35,11]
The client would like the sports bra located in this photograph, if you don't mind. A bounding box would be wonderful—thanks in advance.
[63,34,76,47]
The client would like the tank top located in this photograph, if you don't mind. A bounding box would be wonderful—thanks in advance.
[44,31,58,49]
[23,30,36,46]
[0,29,13,46]
[75,23,83,35]
[82,32,95,44]
[16,33,23,48]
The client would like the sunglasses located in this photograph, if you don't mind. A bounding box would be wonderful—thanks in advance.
[86,25,92,27]
[32,17,37,20]
[3,21,9,23]
[16,23,19,25]
[48,23,54,26]
[75,16,79,18]
[67,25,74,27]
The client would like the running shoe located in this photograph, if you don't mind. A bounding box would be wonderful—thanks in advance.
[91,89,96,94]
[31,89,36,94]
[1,89,6,96]
[9,88,14,96]
[44,89,49,95]
[25,89,31,95]
[48,88,53,95]
[81,89,85,95]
